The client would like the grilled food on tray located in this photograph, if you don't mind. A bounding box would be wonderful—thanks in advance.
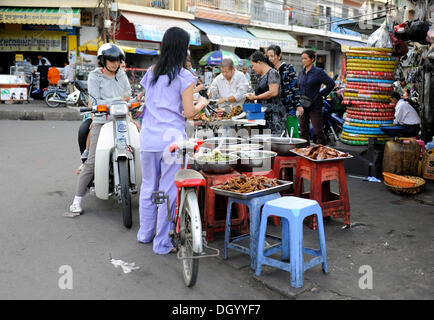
[190,106,242,122]
[293,145,349,160]
[221,105,243,120]
[217,175,279,193]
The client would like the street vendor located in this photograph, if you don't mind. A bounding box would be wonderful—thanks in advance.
[208,58,249,111]
[266,44,303,138]
[390,91,421,137]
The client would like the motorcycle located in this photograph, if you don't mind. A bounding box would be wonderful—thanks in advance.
[44,80,89,108]
[322,99,344,146]
[79,100,142,228]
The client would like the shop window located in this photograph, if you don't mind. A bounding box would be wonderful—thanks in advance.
[61,36,67,51]
[342,7,349,18]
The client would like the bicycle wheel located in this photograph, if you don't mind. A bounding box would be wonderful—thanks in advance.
[179,189,202,287]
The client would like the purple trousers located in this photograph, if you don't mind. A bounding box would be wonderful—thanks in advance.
[138,151,180,254]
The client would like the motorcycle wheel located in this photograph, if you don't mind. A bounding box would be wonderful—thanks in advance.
[179,190,200,287]
[118,159,132,229]
[45,92,61,108]
[79,93,89,107]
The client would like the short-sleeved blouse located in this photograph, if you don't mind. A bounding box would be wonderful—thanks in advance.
[254,68,280,104]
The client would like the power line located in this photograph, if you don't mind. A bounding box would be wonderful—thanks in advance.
[311,7,396,27]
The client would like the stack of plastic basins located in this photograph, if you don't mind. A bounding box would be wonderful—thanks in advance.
[243,103,265,120]
[340,47,396,146]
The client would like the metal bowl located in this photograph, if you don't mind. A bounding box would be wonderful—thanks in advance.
[195,153,239,174]
[229,150,277,172]
[248,134,278,151]
[203,137,246,149]
[269,137,308,156]
[219,143,263,153]
[188,148,211,171]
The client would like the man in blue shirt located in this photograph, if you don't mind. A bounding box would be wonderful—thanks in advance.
[297,50,335,145]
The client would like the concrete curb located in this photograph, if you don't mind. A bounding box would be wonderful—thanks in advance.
[0,104,81,121]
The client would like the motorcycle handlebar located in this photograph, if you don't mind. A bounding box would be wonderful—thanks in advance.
[80,107,93,112]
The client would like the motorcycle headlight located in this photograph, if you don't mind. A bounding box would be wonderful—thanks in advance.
[110,104,128,116]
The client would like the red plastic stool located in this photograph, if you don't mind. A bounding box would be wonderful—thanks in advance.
[294,157,350,230]
[272,156,301,195]
[240,170,280,226]
[241,170,275,178]
[201,170,249,242]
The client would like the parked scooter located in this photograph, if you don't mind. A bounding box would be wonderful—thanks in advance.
[79,99,143,228]
[44,80,89,108]
[310,87,345,146]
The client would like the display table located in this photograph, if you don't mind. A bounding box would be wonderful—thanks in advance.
[0,83,29,102]
[0,75,29,102]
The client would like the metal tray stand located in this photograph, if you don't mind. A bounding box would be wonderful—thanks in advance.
[210,179,293,200]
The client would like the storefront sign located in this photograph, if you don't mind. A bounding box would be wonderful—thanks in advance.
[0,7,80,26]
[134,23,201,46]
[258,39,298,53]
[207,35,259,50]
[0,31,68,52]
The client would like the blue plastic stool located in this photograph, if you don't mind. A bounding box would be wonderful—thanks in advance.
[224,193,281,270]
[255,196,329,288]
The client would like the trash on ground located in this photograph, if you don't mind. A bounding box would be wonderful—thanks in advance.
[110,258,140,273]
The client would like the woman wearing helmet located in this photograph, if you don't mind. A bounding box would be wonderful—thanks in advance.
[68,43,133,215]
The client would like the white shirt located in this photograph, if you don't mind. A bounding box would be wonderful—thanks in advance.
[394,99,421,125]
[210,69,249,107]
[63,64,75,81]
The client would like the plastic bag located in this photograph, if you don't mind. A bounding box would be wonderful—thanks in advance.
[368,22,393,48]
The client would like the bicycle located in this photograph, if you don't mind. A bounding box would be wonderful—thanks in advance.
[151,139,219,287]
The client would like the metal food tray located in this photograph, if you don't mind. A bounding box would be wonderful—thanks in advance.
[210,180,293,200]
[290,149,354,162]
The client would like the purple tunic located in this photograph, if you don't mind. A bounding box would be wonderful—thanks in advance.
[139,67,197,151]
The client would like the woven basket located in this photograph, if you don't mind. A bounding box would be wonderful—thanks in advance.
[383,176,426,195]
[383,172,416,188]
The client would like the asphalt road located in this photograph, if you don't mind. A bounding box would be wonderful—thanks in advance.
[0,120,284,300]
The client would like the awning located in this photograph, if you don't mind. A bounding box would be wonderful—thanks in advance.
[330,37,367,51]
[247,27,298,53]
[121,11,201,46]
[0,7,80,26]
[189,20,259,50]
[337,15,386,35]
[78,39,158,56]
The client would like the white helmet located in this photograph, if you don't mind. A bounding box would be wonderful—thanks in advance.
[97,43,125,71]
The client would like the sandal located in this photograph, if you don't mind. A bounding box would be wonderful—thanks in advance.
[170,247,178,254]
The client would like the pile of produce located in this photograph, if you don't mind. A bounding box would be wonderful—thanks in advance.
[217,175,279,193]
[293,145,349,160]
[340,47,396,146]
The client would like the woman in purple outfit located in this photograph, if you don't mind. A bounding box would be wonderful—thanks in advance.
[138,27,209,254]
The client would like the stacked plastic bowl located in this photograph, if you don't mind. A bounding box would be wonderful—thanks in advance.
[340,47,396,146]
